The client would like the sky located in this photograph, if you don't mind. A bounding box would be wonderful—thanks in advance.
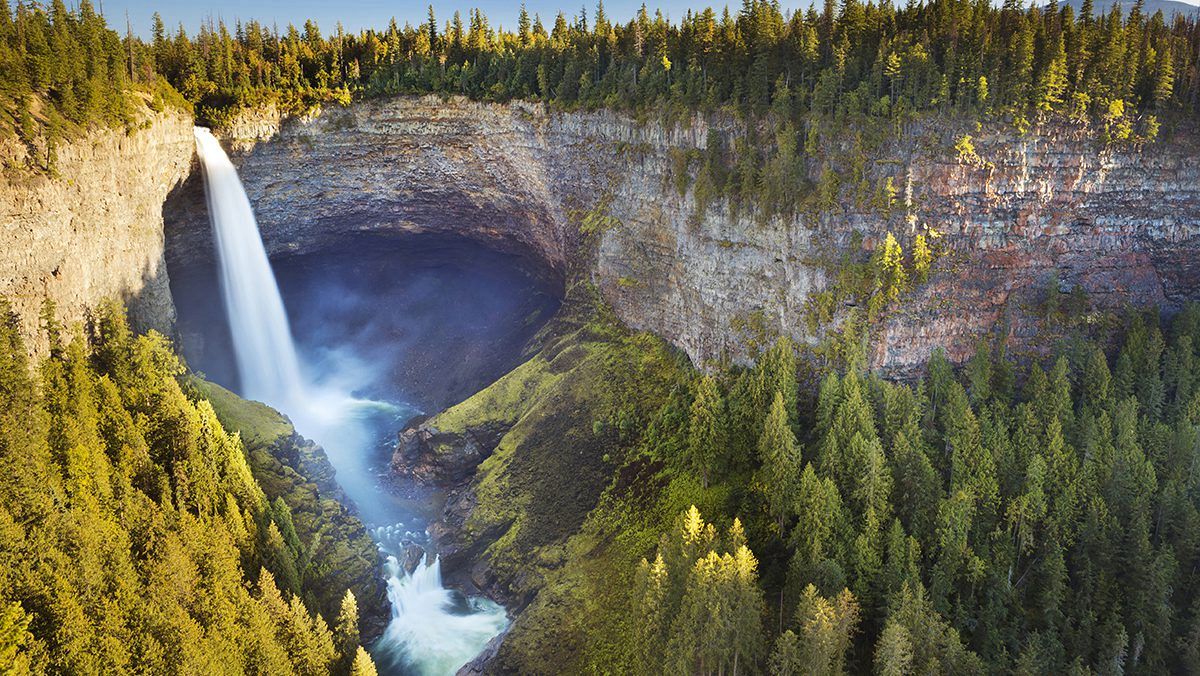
[101,0,731,38]
[99,0,1200,39]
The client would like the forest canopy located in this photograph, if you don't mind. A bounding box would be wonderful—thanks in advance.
[2,0,1199,141]
[574,304,1200,674]
[0,299,375,674]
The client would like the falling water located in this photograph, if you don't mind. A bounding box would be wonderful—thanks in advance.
[194,127,508,674]
[193,128,305,412]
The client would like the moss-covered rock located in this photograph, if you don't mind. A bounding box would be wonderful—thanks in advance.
[393,346,566,485]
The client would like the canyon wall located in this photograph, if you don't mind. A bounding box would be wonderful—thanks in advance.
[2,98,1191,377]
[166,96,1200,375]
[166,99,573,279]
[0,108,195,355]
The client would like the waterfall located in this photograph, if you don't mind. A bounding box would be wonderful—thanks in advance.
[378,555,509,675]
[193,127,508,675]
[194,127,305,412]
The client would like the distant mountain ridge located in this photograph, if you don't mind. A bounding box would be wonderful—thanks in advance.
[1050,0,1200,18]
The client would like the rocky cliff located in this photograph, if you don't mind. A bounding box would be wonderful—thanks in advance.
[164,96,1200,376]
[165,98,572,282]
[1,108,195,355]
[4,97,1189,380]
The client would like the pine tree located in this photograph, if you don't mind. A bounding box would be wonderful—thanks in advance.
[1039,416,1081,546]
[727,545,766,674]
[965,341,992,405]
[333,590,360,673]
[686,375,725,487]
[1081,345,1114,414]
[752,337,799,426]
[1035,21,1069,112]
[349,647,377,676]
[882,582,982,673]
[889,421,940,547]
[874,619,915,675]
[769,629,804,674]
[758,391,802,529]
[632,553,670,672]
[789,584,860,675]
[518,4,532,46]
[789,463,846,592]
[426,5,438,51]
[0,300,353,673]
[668,552,731,673]
[875,232,908,302]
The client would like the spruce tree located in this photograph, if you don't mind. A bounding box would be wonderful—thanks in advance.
[758,391,801,530]
[686,374,724,487]
[349,647,378,676]
[334,590,360,674]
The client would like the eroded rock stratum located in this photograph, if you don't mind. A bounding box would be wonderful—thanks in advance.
[163,96,1200,375]
[1,108,194,357]
[6,97,1198,375]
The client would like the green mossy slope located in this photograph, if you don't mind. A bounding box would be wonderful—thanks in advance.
[419,290,697,672]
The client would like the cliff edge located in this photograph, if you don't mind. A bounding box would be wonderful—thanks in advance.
[1,107,195,356]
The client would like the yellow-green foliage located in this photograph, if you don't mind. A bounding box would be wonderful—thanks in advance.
[189,381,384,628]
[437,359,547,432]
[0,299,367,672]
[190,378,293,448]
[574,194,623,236]
[433,354,563,440]
[731,309,776,357]
[807,229,942,340]
[912,233,934,285]
[954,133,981,165]
[876,232,908,303]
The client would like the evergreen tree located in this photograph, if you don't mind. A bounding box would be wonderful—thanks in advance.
[789,584,860,675]
[686,374,725,487]
[349,647,378,676]
[334,590,360,674]
[758,391,802,529]
[0,300,354,673]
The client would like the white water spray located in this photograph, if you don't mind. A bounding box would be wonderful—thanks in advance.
[378,555,509,674]
[194,127,508,675]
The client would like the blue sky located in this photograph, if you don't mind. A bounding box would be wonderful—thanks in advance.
[103,0,732,37]
[100,0,1199,38]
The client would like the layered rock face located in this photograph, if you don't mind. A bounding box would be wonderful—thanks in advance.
[871,126,1200,372]
[585,116,1200,374]
[165,98,573,283]
[164,96,1200,376]
[0,109,194,355]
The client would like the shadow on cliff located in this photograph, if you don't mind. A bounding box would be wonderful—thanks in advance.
[166,226,563,414]
[119,255,177,339]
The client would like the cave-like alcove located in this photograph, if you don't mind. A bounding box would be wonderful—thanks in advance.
[162,142,566,414]
[167,230,562,414]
